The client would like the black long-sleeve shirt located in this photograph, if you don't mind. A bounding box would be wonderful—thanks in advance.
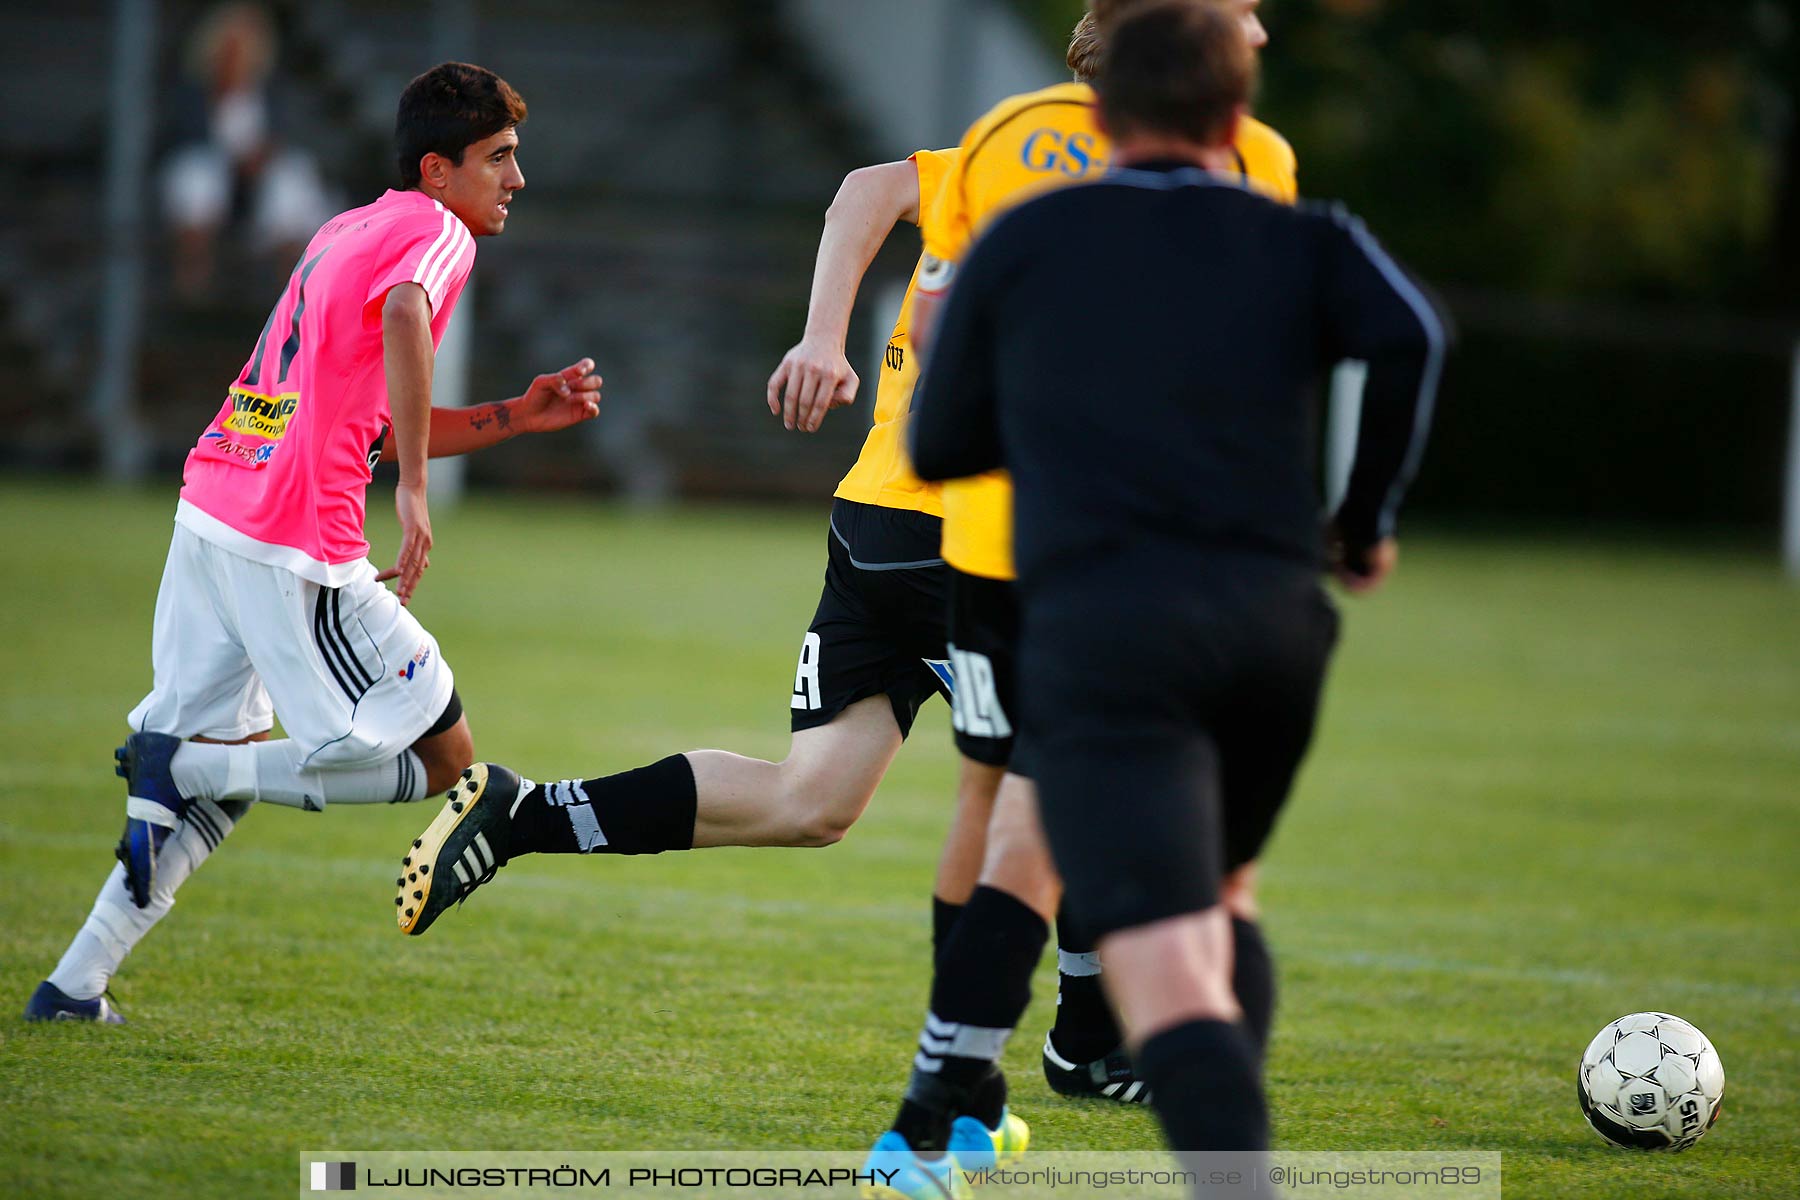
[910,161,1448,591]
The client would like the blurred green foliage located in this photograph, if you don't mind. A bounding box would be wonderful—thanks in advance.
[1016,0,1794,307]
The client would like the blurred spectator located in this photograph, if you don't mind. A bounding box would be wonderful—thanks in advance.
[161,3,332,298]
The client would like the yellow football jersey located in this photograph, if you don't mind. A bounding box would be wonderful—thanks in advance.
[833,147,961,517]
[920,82,1298,580]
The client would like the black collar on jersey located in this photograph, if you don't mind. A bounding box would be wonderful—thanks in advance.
[1106,160,1252,191]
[1113,157,1208,174]
[1109,156,1251,183]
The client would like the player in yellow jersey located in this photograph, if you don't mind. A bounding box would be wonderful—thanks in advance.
[862,1,1295,1183]
[391,133,1066,1139]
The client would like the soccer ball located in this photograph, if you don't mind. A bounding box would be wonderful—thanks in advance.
[1576,1012,1724,1151]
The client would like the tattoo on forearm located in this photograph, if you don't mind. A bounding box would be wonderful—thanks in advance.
[468,402,512,433]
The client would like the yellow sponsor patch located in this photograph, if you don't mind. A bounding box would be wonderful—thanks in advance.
[222,387,300,440]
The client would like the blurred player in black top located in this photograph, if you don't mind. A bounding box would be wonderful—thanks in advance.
[912,0,1449,1172]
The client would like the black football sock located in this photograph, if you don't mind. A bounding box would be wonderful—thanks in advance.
[894,886,1047,1150]
[932,897,965,965]
[507,754,697,855]
[1137,1019,1268,1151]
[893,1093,954,1159]
[1232,916,1276,1058]
[964,1066,1008,1131]
[1049,901,1120,1063]
[892,1069,1006,1156]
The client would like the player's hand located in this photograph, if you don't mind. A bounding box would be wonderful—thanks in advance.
[767,335,858,433]
[376,481,433,605]
[1328,533,1398,594]
[517,358,603,434]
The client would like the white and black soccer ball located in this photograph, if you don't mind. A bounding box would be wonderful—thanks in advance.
[1577,1012,1724,1151]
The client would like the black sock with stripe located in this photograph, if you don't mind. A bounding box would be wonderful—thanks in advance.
[507,755,697,855]
[1049,900,1119,1064]
[893,886,1046,1150]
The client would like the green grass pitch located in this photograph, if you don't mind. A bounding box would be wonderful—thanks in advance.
[0,481,1795,1198]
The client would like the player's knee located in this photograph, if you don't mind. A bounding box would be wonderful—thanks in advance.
[771,753,876,846]
[785,792,861,847]
[790,818,850,848]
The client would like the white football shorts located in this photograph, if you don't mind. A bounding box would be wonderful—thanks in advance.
[127,525,455,767]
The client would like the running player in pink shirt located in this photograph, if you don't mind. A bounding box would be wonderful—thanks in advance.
[26,62,603,1023]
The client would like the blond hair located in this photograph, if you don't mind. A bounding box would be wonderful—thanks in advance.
[1067,12,1103,81]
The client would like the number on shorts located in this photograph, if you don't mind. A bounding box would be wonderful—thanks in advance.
[948,644,1011,738]
[791,632,823,711]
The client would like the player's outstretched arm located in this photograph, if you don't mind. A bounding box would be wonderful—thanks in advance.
[381,282,436,605]
[379,359,603,462]
[768,160,922,433]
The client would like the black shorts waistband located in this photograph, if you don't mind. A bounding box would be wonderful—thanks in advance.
[829,498,944,571]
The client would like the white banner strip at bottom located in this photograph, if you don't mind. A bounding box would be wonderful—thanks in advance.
[299,1150,1501,1199]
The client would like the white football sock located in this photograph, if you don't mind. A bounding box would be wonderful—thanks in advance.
[47,797,243,1000]
[172,741,428,809]
[48,742,428,999]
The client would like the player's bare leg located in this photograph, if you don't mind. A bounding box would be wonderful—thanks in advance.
[686,695,903,847]
[936,760,1003,901]
[1100,911,1241,1041]
[411,714,476,795]
[398,695,921,934]
[930,756,1004,951]
[975,775,1057,920]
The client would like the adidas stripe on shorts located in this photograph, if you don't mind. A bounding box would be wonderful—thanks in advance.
[127,524,454,767]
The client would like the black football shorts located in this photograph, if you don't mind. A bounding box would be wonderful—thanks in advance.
[789,500,952,738]
[945,568,1023,770]
[1025,553,1339,938]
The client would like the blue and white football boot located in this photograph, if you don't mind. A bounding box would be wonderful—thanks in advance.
[114,732,191,909]
[24,980,126,1024]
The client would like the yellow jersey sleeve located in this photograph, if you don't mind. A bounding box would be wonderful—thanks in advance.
[911,147,956,222]
[1234,116,1298,204]
[833,148,962,517]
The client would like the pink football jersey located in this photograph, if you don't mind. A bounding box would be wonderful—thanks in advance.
[177,189,476,585]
